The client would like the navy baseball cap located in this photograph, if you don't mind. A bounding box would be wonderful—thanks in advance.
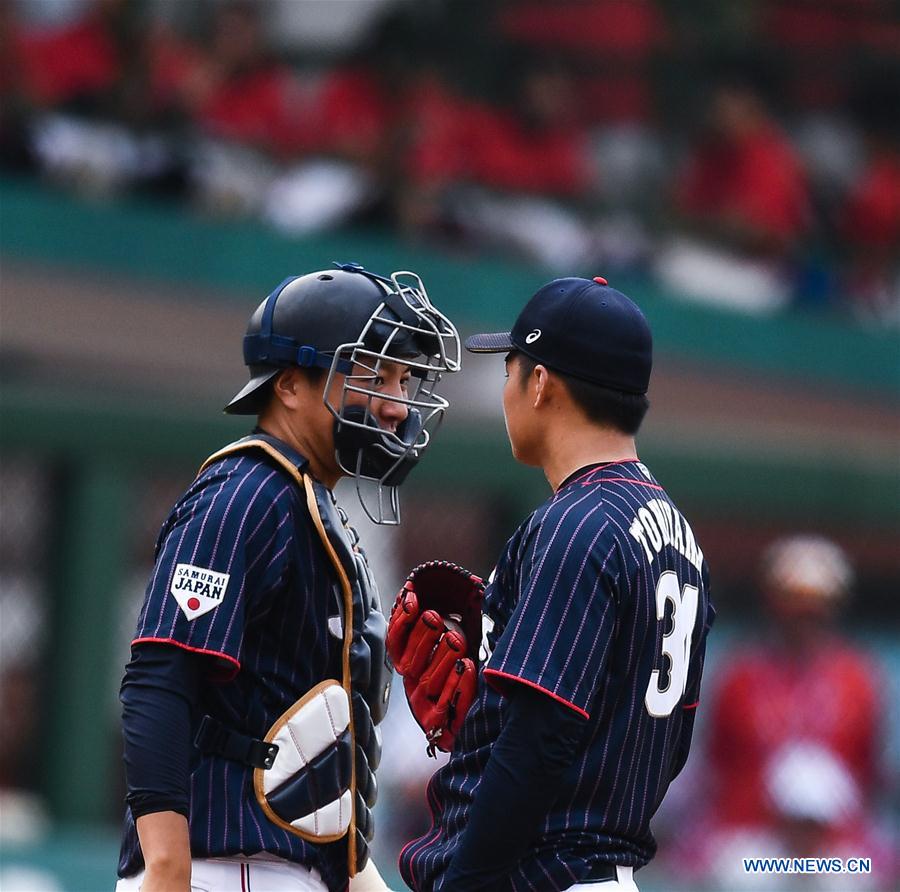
[465,277,653,394]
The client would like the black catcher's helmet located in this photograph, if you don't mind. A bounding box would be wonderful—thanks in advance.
[226,263,460,523]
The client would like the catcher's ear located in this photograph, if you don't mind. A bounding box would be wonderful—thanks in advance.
[272,369,302,408]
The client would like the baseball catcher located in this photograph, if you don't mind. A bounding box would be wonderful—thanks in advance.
[116,264,460,892]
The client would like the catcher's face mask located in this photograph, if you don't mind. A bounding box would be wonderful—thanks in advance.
[324,270,460,525]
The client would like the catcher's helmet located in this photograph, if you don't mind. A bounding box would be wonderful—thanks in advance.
[226,263,460,523]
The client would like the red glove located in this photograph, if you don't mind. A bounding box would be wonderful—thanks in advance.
[387,561,485,754]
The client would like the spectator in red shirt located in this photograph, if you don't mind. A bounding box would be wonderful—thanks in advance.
[667,534,898,890]
[656,65,812,312]
[708,536,881,830]
[675,74,810,257]
[496,0,668,124]
[843,153,900,254]
[14,0,125,113]
[762,0,900,110]
[406,55,592,197]
[399,57,596,267]
[467,58,592,196]
[838,74,900,323]
[6,0,191,192]
[257,26,404,236]
[178,1,298,158]
[310,65,392,164]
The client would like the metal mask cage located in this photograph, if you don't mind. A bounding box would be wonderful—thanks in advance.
[322,271,460,524]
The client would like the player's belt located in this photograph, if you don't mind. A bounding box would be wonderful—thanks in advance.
[585,863,618,882]
[194,715,279,770]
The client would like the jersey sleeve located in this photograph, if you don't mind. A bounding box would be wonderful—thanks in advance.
[483,510,618,719]
[131,461,295,679]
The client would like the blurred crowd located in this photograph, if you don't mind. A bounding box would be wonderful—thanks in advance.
[2,0,899,325]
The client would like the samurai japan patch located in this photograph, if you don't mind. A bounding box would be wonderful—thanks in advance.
[170,563,231,620]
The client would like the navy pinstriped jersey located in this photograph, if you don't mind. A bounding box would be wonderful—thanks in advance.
[118,443,351,891]
[400,460,714,891]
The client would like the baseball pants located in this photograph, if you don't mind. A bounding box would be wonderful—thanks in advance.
[115,855,327,891]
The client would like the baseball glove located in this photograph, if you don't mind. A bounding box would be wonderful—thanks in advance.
[387,561,485,754]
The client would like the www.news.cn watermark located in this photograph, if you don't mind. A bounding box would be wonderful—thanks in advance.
[744,857,872,875]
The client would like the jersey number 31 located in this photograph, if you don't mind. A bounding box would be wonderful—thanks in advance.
[644,571,699,718]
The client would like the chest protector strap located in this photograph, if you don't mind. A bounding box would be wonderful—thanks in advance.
[197,435,384,876]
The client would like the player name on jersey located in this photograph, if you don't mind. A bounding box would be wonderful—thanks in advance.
[628,498,704,572]
[170,563,231,621]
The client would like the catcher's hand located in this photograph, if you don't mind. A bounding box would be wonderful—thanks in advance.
[387,561,485,754]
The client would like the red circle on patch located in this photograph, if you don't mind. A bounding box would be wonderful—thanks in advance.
[187,597,201,610]
[593,276,608,286]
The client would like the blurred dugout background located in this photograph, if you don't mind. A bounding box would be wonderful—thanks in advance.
[1,0,899,889]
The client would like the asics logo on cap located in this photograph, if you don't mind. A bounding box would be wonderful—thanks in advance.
[525,329,542,344]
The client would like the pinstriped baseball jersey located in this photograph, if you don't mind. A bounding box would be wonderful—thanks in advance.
[400,460,714,891]
[117,445,352,891]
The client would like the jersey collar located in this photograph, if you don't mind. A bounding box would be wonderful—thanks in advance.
[558,459,640,490]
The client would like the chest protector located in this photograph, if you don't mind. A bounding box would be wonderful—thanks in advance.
[197,435,392,877]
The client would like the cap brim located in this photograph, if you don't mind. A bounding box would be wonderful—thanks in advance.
[464,331,514,353]
[223,368,280,415]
